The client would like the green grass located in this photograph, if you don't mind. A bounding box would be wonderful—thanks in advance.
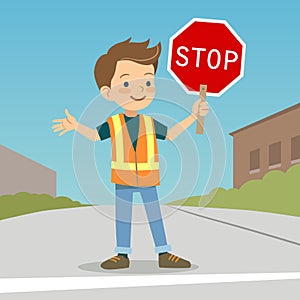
[0,192,89,221]
[168,164,300,217]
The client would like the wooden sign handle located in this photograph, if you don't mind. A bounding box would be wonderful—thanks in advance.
[196,84,207,134]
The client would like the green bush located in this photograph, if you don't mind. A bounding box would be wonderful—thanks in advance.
[0,192,89,220]
[169,164,300,217]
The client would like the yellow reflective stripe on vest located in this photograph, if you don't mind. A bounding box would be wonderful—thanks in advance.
[111,114,159,172]
[143,116,155,163]
[111,114,124,162]
[111,161,159,171]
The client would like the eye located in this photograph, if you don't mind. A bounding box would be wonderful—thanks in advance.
[146,81,151,87]
[123,81,129,87]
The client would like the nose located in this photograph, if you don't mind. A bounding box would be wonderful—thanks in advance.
[139,85,144,93]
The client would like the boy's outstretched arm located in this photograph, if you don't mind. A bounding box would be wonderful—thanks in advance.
[166,98,209,141]
[52,109,100,141]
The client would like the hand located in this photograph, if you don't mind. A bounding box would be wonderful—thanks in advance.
[52,109,78,136]
[192,96,209,119]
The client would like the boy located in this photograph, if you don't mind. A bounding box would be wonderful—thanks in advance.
[52,38,208,269]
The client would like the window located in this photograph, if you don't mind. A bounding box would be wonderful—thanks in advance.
[269,142,281,168]
[291,135,300,164]
[249,149,260,174]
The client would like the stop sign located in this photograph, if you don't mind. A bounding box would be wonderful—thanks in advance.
[168,18,246,96]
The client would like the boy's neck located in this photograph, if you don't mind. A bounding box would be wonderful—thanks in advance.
[124,110,139,117]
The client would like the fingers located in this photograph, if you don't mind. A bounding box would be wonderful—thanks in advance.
[52,119,64,123]
[62,118,71,128]
[200,108,209,113]
[193,99,202,109]
[195,97,208,106]
[198,100,209,117]
[194,101,208,110]
[65,108,72,118]
[199,102,209,116]
[52,110,73,137]
[52,122,64,133]
[53,109,73,123]
[59,130,68,136]
[52,117,72,128]
[52,124,63,129]
[53,127,64,133]
[200,105,209,112]
[200,101,209,108]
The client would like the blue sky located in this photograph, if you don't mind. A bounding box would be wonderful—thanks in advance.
[1,0,300,204]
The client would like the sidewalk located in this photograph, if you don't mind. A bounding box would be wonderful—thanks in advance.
[0,205,300,295]
[0,205,300,279]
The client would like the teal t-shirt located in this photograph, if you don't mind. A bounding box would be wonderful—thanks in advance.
[96,114,167,150]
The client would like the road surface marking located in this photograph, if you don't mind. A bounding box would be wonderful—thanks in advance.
[171,206,300,247]
[1,273,300,294]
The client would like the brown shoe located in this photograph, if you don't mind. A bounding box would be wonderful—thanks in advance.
[100,255,130,270]
[159,252,191,268]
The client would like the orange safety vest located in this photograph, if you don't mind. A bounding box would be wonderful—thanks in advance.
[107,113,160,187]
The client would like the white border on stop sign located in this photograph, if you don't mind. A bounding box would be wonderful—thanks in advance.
[167,18,246,97]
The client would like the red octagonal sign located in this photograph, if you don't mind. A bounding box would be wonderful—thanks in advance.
[168,18,246,97]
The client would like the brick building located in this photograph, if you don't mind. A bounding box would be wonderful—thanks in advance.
[0,144,56,196]
[230,103,300,188]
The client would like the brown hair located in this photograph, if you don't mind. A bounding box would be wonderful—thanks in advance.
[94,38,161,89]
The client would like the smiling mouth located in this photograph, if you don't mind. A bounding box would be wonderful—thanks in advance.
[130,96,146,101]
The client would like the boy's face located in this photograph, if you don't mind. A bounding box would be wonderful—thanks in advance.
[101,60,156,111]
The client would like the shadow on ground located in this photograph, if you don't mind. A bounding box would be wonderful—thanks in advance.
[79,260,199,274]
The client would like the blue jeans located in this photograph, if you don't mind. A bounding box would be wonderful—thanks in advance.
[115,185,172,255]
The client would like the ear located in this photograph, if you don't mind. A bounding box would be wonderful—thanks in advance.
[100,86,112,101]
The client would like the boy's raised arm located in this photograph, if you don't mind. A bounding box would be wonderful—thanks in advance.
[166,98,209,141]
[52,109,100,141]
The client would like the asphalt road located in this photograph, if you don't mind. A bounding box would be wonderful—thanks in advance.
[1,205,300,298]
